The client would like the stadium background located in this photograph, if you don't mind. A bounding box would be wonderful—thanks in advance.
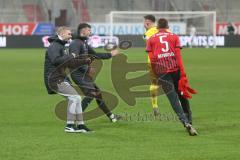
[0,0,240,160]
[1,0,240,48]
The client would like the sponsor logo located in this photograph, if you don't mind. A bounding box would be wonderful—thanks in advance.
[180,36,225,47]
[0,23,54,35]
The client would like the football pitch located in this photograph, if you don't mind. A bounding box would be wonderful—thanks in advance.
[0,48,240,160]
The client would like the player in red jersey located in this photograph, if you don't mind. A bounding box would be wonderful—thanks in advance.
[146,18,198,136]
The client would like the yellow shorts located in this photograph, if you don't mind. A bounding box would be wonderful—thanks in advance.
[147,56,157,84]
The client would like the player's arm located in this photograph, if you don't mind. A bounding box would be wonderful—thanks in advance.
[88,46,119,59]
[175,48,186,77]
[174,36,197,98]
[174,36,186,77]
[88,46,112,59]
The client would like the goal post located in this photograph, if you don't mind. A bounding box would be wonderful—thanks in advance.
[108,11,217,48]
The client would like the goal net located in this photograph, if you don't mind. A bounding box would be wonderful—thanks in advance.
[108,11,217,48]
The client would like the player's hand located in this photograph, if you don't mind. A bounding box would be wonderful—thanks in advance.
[110,49,120,57]
[180,72,187,79]
[178,77,197,99]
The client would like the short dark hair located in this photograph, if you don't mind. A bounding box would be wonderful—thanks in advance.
[157,18,169,29]
[77,23,91,35]
[144,15,156,22]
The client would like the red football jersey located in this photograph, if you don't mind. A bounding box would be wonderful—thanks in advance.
[146,30,182,74]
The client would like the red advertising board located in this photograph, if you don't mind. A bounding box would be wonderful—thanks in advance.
[0,22,54,35]
[0,23,36,35]
[217,22,240,35]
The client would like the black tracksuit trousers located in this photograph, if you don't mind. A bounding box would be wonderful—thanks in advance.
[158,70,192,125]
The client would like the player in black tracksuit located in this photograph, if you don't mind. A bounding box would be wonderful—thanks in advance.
[44,26,92,132]
[69,23,120,122]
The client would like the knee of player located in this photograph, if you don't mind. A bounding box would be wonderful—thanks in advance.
[89,91,101,97]
[68,95,81,103]
[74,95,82,102]
[150,84,159,91]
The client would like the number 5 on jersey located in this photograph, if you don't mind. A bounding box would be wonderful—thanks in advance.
[159,35,169,52]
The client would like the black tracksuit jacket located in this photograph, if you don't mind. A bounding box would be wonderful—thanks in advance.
[69,36,112,86]
[44,36,88,94]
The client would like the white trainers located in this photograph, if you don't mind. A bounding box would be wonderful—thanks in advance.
[109,114,122,123]
[64,124,91,133]
[75,124,92,133]
[64,124,76,133]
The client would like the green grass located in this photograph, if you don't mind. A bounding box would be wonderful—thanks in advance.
[0,48,240,160]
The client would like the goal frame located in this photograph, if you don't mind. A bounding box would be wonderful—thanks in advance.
[109,11,217,48]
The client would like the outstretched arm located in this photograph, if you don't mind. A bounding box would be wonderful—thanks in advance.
[88,46,112,59]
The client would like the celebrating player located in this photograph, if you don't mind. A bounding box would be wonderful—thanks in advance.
[146,18,198,136]
[143,15,160,116]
